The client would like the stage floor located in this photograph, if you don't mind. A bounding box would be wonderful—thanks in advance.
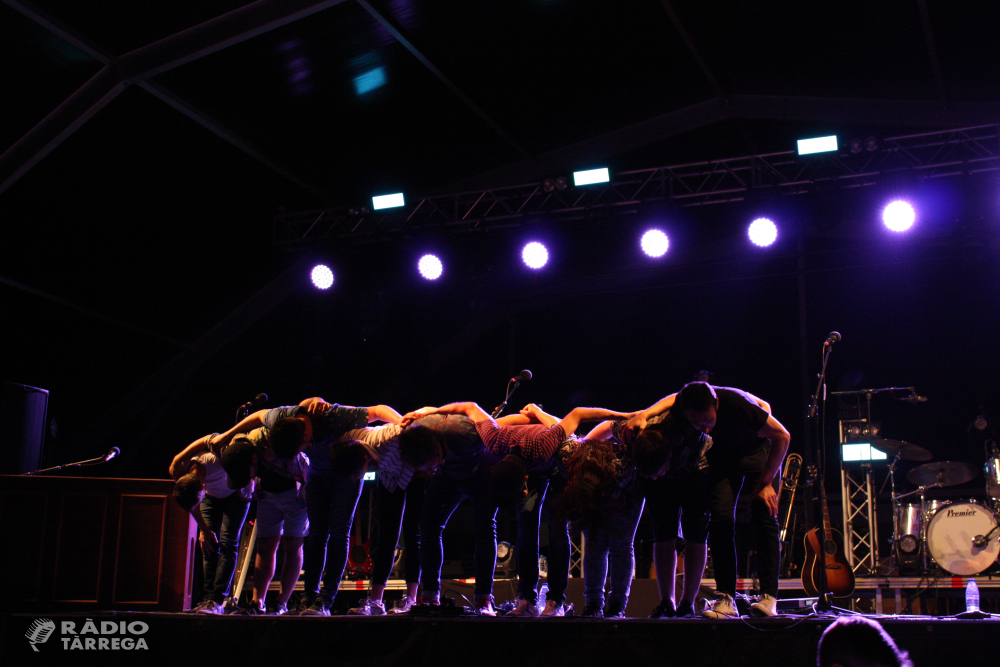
[3,610,998,666]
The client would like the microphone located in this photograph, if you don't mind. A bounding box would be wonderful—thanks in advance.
[254,393,269,404]
[899,394,929,404]
[973,534,988,550]
[512,369,532,383]
[824,331,842,346]
[103,447,120,462]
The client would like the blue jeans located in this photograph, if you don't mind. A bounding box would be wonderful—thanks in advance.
[516,470,571,603]
[707,444,780,598]
[582,497,645,610]
[302,472,364,604]
[371,475,426,585]
[199,492,251,603]
[420,467,497,598]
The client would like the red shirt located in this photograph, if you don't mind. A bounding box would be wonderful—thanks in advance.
[474,419,566,471]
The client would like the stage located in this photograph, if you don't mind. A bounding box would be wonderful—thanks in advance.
[3,609,998,666]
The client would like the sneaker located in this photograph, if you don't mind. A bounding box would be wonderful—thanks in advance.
[701,593,738,619]
[299,597,332,617]
[580,602,604,618]
[284,596,312,616]
[506,598,540,617]
[674,599,695,618]
[649,599,676,619]
[191,600,224,615]
[539,599,565,618]
[348,597,386,616]
[475,595,497,617]
[232,601,266,615]
[604,601,626,619]
[389,595,416,614]
[749,594,777,617]
[268,602,288,616]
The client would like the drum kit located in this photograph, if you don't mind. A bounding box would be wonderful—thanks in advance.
[887,438,1000,576]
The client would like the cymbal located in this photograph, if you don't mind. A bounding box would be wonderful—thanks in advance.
[870,438,932,462]
[906,461,979,487]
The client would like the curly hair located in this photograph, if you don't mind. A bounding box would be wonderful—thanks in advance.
[557,438,621,528]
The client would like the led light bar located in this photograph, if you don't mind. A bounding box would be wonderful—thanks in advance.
[841,443,888,462]
[372,193,405,210]
[797,135,838,156]
[573,167,610,186]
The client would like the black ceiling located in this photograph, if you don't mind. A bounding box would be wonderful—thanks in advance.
[2,0,999,476]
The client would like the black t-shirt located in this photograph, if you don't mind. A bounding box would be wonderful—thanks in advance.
[701,387,770,464]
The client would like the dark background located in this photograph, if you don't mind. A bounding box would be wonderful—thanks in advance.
[2,1,999,532]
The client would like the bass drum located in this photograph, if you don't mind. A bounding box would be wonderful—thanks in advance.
[926,500,1000,575]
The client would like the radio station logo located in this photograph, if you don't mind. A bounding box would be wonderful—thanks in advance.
[25,618,149,652]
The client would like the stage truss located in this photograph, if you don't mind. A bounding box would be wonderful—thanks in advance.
[274,124,1000,247]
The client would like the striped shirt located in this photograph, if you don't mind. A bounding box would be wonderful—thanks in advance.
[474,419,567,471]
[341,423,414,493]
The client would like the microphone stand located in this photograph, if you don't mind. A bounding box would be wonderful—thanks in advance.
[24,453,116,475]
[806,339,853,614]
[492,378,524,419]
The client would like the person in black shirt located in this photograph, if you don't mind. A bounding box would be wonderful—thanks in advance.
[626,382,791,618]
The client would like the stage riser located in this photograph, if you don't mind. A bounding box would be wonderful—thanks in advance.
[3,613,997,666]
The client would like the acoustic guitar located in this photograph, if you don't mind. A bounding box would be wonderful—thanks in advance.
[801,469,855,597]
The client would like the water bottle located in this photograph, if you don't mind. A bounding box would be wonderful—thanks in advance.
[966,578,980,613]
[538,584,548,609]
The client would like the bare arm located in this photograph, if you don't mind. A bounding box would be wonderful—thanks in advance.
[584,420,614,441]
[497,414,532,426]
[425,402,493,423]
[519,403,560,427]
[367,405,403,425]
[169,434,213,479]
[210,409,268,453]
[751,415,791,517]
[623,393,677,434]
[747,393,772,413]
[558,407,636,437]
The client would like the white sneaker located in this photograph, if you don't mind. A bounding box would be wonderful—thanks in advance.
[347,597,386,616]
[389,595,416,614]
[538,599,565,618]
[475,595,497,617]
[506,598,540,617]
[701,593,738,619]
[749,594,777,617]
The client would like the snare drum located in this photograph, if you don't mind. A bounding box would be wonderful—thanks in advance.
[925,499,1000,575]
[985,456,1000,499]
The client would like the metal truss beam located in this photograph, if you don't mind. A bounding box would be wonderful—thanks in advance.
[1,0,345,196]
[275,123,1000,246]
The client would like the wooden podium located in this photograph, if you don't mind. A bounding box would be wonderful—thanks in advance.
[0,475,196,612]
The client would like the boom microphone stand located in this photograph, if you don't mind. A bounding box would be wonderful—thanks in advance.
[806,332,853,615]
[492,370,532,419]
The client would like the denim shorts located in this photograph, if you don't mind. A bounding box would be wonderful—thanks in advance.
[256,488,309,537]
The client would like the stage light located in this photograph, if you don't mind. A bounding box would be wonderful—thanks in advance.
[372,193,405,210]
[311,264,334,290]
[522,242,549,269]
[542,178,555,192]
[573,167,609,186]
[748,218,778,247]
[849,139,864,154]
[418,254,443,280]
[640,229,669,257]
[882,200,915,232]
[353,67,386,95]
[865,137,880,152]
[796,135,838,156]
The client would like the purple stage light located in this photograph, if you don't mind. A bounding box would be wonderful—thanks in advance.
[522,242,549,269]
[882,200,915,232]
[748,218,778,247]
[640,229,669,257]
[311,264,334,290]
[418,254,443,280]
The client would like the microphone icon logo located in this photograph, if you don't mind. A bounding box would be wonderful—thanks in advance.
[25,618,56,652]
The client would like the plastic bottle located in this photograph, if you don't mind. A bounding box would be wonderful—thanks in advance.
[538,584,548,609]
[966,578,980,613]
